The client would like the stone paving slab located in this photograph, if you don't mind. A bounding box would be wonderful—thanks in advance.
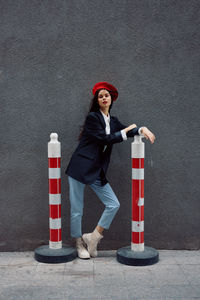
[0,250,200,299]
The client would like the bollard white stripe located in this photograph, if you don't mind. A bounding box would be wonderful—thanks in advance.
[48,168,61,179]
[138,197,144,206]
[49,194,61,204]
[131,242,144,252]
[49,241,62,249]
[132,168,144,180]
[49,218,61,229]
[132,221,144,232]
[131,142,145,158]
[48,135,61,157]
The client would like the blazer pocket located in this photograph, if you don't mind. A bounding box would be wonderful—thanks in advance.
[77,150,95,160]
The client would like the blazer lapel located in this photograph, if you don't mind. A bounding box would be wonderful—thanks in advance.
[96,110,116,133]
[96,110,115,153]
[96,110,106,129]
[110,116,115,133]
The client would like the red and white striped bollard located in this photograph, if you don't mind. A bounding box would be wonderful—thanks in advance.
[132,135,144,251]
[48,133,62,249]
[34,133,77,263]
[117,134,159,266]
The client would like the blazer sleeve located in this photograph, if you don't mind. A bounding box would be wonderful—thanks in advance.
[84,113,124,145]
[113,116,140,138]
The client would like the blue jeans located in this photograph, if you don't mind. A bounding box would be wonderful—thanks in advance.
[68,175,120,238]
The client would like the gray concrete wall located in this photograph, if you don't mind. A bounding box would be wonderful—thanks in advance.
[0,0,199,251]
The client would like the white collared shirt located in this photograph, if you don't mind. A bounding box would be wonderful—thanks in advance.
[100,110,143,142]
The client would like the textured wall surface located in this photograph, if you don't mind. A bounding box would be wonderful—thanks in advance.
[0,0,199,251]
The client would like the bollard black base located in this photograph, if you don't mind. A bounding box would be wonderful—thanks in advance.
[34,244,77,264]
[117,245,159,266]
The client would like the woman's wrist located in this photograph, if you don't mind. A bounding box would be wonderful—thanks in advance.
[125,124,137,133]
[124,128,128,134]
[140,126,146,134]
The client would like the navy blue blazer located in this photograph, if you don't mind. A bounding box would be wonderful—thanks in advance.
[65,109,140,185]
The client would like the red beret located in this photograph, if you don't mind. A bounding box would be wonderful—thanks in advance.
[92,82,118,101]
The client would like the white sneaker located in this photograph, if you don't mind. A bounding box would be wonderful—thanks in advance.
[82,228,103,258]
[76,237,91,259]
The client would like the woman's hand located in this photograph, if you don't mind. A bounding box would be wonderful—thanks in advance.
[124,124,137,134]
[140,126,156,144]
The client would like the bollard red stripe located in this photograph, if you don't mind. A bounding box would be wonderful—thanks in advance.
[48,158,61,168]
[132,179,144,221]
[49,179,61,194]
[132,232,144,244]
[132,180,144,199]
[49,204,61,218]
[50,229,62,242]
[132,205,144,221]
[132,158,144,169]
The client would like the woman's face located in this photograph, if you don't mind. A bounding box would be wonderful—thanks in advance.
[97,89,112,110]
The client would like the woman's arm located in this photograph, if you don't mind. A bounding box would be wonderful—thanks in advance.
[84,113,124,146]
[114,117,156,144]
[113,117,140,137]
[139,126,156,144]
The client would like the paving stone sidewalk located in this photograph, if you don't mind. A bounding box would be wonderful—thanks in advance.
[0,250,200,300]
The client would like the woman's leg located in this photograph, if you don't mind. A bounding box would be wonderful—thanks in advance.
[90,179,120,230]
[68,176,85,238]
[96,225,104,235]
[82,178,120,257]
[68,176,90,259]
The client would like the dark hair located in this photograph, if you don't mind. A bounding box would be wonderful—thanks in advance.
[78,89,114,140]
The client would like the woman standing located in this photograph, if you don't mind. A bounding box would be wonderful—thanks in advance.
[65,82,155,259]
